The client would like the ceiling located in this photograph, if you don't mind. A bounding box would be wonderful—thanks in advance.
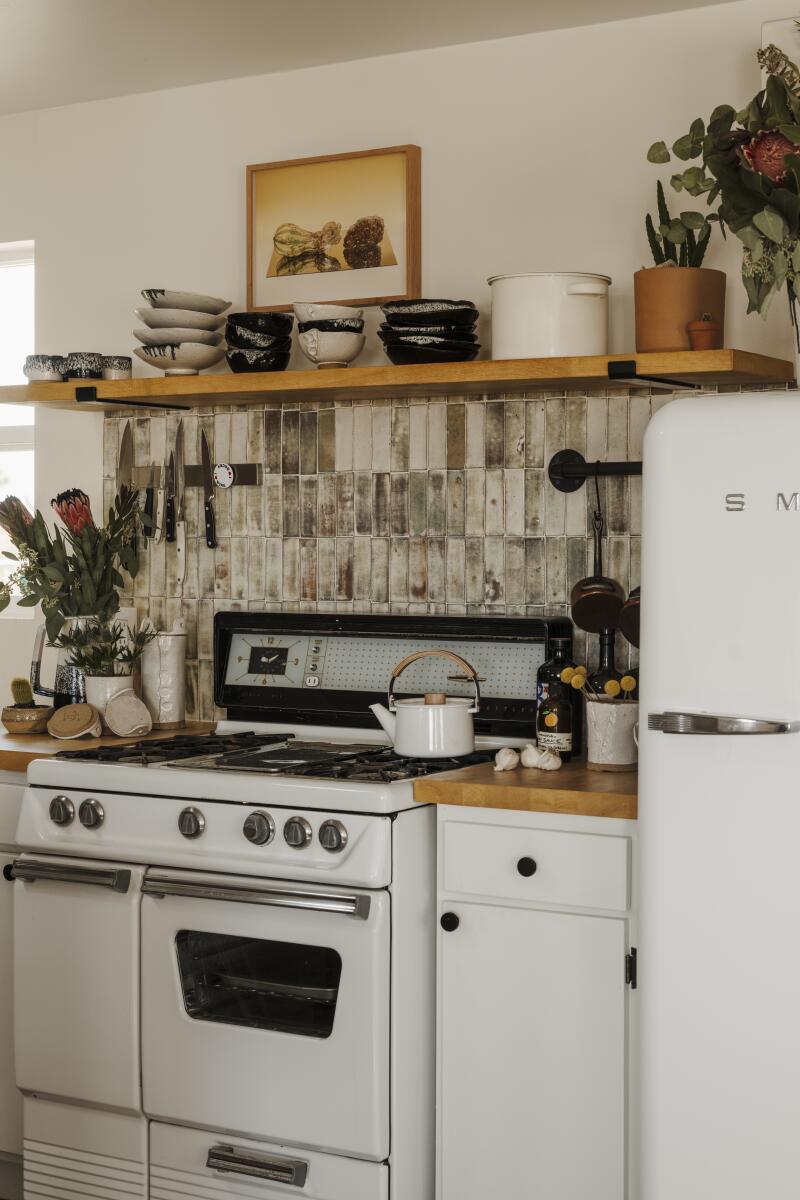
[0,0,731,117]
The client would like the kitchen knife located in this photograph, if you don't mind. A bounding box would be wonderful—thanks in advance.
[200,428,216,549]
[117,420,137,557]
[165,451,176,543]
[142,465,155,542]
[174,421,186,589]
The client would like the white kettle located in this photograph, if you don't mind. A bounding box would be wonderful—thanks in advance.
[370,649,480,758]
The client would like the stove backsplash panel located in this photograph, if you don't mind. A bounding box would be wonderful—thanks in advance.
[103,389,686,721]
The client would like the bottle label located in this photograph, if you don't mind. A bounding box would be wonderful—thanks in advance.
[537,682,550,704]
[537,729,572,752]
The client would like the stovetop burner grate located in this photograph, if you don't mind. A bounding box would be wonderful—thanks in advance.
[55,731,291,766]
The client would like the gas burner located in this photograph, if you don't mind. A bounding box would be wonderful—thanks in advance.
[56,731,293,766]
[283,747,496,782]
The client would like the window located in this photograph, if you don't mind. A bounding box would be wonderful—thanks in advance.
[0,241,35,606]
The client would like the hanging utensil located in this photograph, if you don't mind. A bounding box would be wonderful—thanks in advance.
[618,586,640,648]
[174,421,186,590]
[117,420,137,558]
[570,466,624,633]
[200,428,216,549]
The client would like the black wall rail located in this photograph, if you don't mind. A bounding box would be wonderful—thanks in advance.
[548,450,643,493]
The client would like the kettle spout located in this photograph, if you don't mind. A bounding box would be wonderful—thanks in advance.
[370,703,396,743]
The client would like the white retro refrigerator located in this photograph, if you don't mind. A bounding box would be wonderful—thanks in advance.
[639,391,800,1199]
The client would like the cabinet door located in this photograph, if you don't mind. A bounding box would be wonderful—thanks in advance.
[439,904,626,1200]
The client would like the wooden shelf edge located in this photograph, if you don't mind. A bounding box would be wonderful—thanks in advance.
[2,349,793,412]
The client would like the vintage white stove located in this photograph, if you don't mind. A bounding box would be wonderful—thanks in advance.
[9,612,568,1200]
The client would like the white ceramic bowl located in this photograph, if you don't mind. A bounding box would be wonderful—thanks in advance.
[134,326,222,347]
[134,306,224,331]
[298,329,366,368]
[293,302,364,324]
[134,343,225,376]
[141,289,231,315]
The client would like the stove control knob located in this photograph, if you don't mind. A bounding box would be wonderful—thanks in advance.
[49,795,75,826]
[78,799,104,829]
[243,810,275,846]
[319,819,348,853]
[178,806,205,839]
[284,816,312,849]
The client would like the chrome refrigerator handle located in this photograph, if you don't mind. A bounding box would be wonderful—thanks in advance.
[4,858,131,893]
[648,712,800,735]
[207,1144,308,1186]
[142,872,371,919]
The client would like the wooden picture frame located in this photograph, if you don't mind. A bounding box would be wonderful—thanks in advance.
[246,145,421,312]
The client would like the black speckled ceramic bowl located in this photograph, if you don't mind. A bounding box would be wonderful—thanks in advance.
[65,352,104,379]
[225,323,292,352]
[297,318,364,334]
[381,299,478,328]
[226,348,291,374]
[227,311,294,336]
[383,342,480,366]
[378,327,477,347]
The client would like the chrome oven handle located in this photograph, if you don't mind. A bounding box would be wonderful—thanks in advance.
[4,858,131,893]
[207,1143,308,1186]
[648,712,800,735]
[142,873,371,919]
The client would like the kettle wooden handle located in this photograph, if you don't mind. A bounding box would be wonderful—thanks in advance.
[391,649,478,680]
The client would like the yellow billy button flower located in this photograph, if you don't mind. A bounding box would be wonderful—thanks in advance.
[560,666,575,683]
[604,679,622,698]
[571,674,586,690]
[620,674,636,696]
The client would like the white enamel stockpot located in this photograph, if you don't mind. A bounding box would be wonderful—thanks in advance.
[488,271,611,359]
[370,649,480,758]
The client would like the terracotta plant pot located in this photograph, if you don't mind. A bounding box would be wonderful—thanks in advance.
[634,266,726,352]
[687,319,723,351]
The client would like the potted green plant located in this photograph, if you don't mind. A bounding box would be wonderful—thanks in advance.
[647,38,800,370]
[56,619,155,724]
[635,180,725,352]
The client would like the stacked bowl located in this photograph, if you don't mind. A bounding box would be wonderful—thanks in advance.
[134,289,230,375]
[225,311,293,373]
[378,299,480,364]
[294,303,365,369]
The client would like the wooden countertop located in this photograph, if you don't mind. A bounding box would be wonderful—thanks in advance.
[0,722,212,774]
[413,759,638,819]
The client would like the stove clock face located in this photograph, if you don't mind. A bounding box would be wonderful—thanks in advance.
[227,634,309,688]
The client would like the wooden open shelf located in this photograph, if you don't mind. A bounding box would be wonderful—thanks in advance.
[1,349,792,413]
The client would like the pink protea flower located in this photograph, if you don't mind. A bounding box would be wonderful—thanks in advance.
[0,495,33,537]
[52,489,95,535]
[743,129,798,183]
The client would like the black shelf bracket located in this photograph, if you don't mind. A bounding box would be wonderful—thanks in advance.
[548,449,642,493]
[607,359,703,391]
[74,385,190,412]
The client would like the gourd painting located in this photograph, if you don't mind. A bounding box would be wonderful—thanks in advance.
[268,215,397,276]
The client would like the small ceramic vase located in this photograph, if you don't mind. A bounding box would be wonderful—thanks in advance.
[83,674,135,729]
[141,618,186,729]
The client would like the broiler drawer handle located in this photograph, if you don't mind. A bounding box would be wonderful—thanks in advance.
[207,1143,308,1186]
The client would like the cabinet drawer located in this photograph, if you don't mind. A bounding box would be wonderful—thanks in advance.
[442,821,630,911]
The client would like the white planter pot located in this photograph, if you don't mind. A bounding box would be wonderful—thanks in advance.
[488,272,611,360]
[585,698,638,772]
[83,674,134,728]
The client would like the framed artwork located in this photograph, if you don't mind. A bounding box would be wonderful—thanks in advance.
[246,145,421,311]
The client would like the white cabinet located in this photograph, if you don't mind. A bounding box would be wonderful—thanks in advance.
[437,805,635,1200]
[0,776,24,1200]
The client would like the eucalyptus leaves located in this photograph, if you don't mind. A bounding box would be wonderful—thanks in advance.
[646,43,800,330]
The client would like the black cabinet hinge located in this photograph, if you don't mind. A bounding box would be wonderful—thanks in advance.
[625,947,638,989]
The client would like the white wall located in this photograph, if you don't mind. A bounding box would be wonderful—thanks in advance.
[0,0,790,672]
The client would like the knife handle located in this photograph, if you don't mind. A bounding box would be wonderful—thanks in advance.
[165,494,176,543]
[175,521,186,589]
[154,489,165,545]
[204,497,216,549]
[143,486,155,541]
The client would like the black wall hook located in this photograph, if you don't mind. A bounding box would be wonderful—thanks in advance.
[548,449,642,493]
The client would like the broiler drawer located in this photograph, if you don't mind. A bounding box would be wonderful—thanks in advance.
[441,819,630,911]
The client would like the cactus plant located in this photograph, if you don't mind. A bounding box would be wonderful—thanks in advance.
[10,677,34,707]
[645,180,712,268]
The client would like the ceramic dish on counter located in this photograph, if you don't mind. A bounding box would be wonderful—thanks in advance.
[140,289,231,315]
[134,342,226,376]
[226,347,291,374]
[298,328,365,369]
[134,327,223,347]
[133,306,225,332]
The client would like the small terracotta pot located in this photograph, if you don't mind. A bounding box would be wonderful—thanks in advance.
[687,319,723,351]
[634,266,726,352]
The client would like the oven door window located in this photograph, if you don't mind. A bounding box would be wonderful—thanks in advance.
[175,930,343,1038]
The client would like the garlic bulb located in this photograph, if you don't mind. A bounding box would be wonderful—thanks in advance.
[494,747,520,772]
[519,743,562,771]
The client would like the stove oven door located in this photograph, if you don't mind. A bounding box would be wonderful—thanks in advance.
[141,869,390,1159]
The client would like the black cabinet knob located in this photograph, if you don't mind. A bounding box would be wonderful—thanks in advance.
[517,856,538,877]
[440,911,460,932]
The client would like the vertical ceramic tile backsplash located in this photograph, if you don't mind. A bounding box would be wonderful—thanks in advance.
[107,390,657,720]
